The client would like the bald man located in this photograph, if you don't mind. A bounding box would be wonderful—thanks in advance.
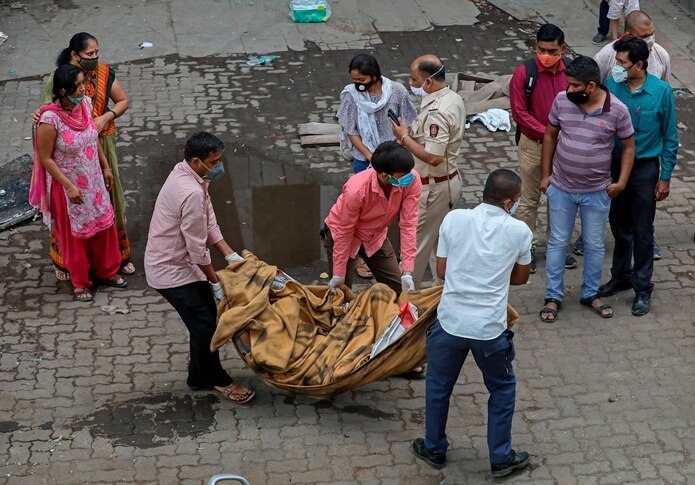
[391,54,465,288]
[594,10,671,83]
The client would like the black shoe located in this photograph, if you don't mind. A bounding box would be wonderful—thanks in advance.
[530,247,536,274]
[572,235,584,256]
[411,437,446,469]
[592,32,608,44]
[632,294,651,316]
[564,252,577,269]
[598,278,632,297]
[491,449,530,477]
[653,241,662,260]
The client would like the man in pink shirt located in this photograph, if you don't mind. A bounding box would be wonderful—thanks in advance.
[322,141,421,296]
[144,132,254,404]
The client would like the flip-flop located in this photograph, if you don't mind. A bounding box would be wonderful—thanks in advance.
[55,268,71,281]
[73,288,93,302]
[98,275,128,288]
[580,296,613,319]
[119,262,136,275]
[214,382,255,404]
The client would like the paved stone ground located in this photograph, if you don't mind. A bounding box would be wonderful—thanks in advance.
[1,1,695,484]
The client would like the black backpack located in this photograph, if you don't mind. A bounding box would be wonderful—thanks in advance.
[515,57,572,145]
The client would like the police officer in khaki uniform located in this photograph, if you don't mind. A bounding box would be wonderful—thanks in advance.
[391,54,465,288]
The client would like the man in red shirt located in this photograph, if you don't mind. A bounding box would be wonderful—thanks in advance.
[509,24,576,273]
[322,141,422,296]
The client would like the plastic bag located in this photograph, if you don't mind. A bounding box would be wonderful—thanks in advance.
[369,302,419,359]
[289,0,331,23]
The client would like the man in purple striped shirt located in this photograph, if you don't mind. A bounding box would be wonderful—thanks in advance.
[539,56,635,322]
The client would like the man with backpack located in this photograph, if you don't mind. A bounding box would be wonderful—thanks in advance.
[509,24,577,274]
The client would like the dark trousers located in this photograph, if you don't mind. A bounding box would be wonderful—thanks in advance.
[157,281,233,388]
[609,157,659,296]
[597,0,609,35]
[321,225,402,295]
[424,320,517,464]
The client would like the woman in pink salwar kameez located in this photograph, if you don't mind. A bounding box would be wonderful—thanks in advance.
[30,64,126,301]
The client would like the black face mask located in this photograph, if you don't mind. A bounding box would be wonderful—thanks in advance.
[354,80,374,92]
[566,88,590,105]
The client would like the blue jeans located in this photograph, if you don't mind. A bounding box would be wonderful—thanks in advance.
[545,185,611,301]
[353,158,370,174]
[425,320,516,464]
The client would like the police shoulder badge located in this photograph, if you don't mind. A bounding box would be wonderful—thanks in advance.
[429,124,439,137]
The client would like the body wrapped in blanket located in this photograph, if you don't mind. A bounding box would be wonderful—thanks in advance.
[211,252,518,400]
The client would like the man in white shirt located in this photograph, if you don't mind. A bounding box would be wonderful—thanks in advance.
[410,169,532,478]
[594,10,671,84]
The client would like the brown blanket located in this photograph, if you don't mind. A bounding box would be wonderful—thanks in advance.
[212,252,518,399]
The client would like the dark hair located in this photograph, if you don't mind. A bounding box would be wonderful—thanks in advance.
[537,23,565,45]
[417,59,446,81]
[51,64,84,101]
[348,54,382,81]
[565,56,601,86]
[482,169,522,203]
[613,37,650,70]
[56,32,98,67]
[184,132,225,161]
[370,141,414,174]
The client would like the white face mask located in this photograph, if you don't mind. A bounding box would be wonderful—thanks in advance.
[642,34,656,49]
[410,84,428,98]
[409,64,444,98]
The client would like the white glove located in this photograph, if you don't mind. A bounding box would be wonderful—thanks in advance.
[210,281,225,302]
[401,271,415,291]
[225,252,244,264]
[328,275,345,294]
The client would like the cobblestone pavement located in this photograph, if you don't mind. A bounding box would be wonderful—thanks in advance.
[1,1,695,484]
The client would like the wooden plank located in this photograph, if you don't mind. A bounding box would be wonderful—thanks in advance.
[298,122,341,136]
[299,134,341,147]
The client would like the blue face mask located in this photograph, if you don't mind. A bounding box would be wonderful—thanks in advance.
[387,171,415,187]
[508,200,519,215]
[203,161,225,182]
[611,64,629,83]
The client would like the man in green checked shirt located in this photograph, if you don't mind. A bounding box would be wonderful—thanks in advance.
[599,36,679,316]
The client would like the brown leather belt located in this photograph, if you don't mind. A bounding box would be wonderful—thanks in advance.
[420,171,459,185]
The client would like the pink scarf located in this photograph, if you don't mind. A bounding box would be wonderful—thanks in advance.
[29,101,94,223]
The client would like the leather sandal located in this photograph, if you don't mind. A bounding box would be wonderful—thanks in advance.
[580,295,613,319]
[214,382,255,404]
[355,258,373,278]
[539,298,561,322]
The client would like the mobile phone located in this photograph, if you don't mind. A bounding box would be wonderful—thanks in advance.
[387,109,400,126]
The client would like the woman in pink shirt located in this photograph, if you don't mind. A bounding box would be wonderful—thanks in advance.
[31,65,125,302]
[322,141,421,296]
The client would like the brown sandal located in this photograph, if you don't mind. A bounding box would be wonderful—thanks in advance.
[355,258,373,278]
[214,382,255,404]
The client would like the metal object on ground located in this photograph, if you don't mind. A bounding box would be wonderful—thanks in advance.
[0,154,38,231]
[207,474,251,485]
